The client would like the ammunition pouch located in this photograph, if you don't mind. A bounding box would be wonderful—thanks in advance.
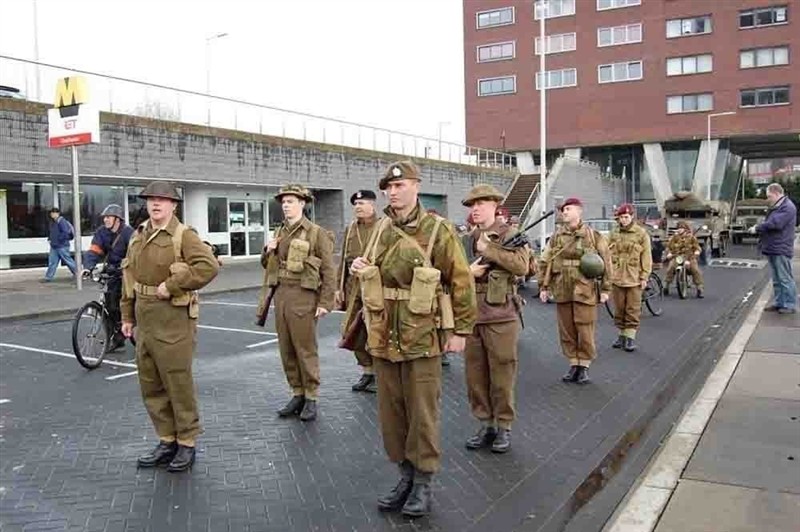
[300,255,322,291]
[286,239,310,273]
[437,291,455,329]
[358,264,384,312]
[486,269,513,305]
[408,266,441,315]
[188,292,200,319]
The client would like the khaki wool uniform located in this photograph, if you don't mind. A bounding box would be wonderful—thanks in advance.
[463,221,530,430]
[664,233,704,289]
[362,203,476,474]
[121,216,219,444]
[537,223,612,367]
[609,223,652,339]
[338,216,378,370]
[258,217,335,400]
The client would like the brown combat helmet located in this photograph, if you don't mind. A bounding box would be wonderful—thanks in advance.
[379,160,421,190]
[275,184,314,203]
[462,184,505,206]
[139,181,182,202]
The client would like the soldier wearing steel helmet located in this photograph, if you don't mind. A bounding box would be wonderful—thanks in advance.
[608,203,652,352]
[120,181,220,472]
[258,184,336,422]
[83,204,135,351]
[536,197,611,384]
[461,184,530,454]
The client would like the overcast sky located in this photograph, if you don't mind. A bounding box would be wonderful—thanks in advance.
[0,0,467,150]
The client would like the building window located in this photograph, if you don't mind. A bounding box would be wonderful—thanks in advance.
[535,0,575,20]
[126,185,183,228]
[477,41,515,62]
[478,76,516,96]
[5,181,53,239]
[598,23,642,47]
[58,183,125,235]
[536,68,577,89]
[597,0,640,11]
[666,15,712,38]
[208,197,228,233]
[476,6,515,28]
[740,46,789,68]
[535,32,577,55]
[667,93,713,114]
[666,54,713,76]
[740,86,790,107]
[739,5,788,28]
[598,60,643,83]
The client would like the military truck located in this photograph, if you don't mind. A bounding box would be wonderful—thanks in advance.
[663,191,732,261]
[730,198,770,244]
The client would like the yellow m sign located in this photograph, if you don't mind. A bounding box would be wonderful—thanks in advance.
[54,76,89,108]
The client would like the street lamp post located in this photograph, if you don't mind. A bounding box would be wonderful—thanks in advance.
[538,0,548,250]
[706,111,736,200]
[205,32,229,126]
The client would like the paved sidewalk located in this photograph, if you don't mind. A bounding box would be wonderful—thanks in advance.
[606,251,800,532]
[0,258,265,321]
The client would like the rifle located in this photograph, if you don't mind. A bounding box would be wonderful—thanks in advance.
[255,285,276,327]
[478,209,556,263]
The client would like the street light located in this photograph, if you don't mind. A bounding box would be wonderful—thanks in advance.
[706,111,736,200]
[437,121,451,160]
[537,0,548,250]
[205,32,229,126]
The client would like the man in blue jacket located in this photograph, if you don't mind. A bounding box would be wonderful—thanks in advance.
[751,183,797,314]
[44,207,76,282]
[83,204,135,348]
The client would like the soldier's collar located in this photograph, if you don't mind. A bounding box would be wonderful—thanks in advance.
[356,215,378,227]
[146,215,180,235]
[385,202,422,228]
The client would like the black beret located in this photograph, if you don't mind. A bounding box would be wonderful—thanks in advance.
[350,190,377,205]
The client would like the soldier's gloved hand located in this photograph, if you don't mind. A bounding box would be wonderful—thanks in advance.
[469,258,489,278]
[315,307,329,319]
[600,292,610,304]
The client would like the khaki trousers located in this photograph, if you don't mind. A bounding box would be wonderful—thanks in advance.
[135,297,200,444]
[556,302,597,367]
[354,349,373,373]
[275,283,321,400]
[465,320,520,430]
[665,259,704,288]
[374,356,442,474]
[612,285,643,338]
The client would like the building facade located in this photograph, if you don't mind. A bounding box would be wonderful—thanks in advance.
[464,0,800,207]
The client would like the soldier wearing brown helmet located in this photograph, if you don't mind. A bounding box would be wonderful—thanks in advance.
[350,160,476,517]
[120,181,219,472]
[461,185,530,453]
[663,221,704,298]
[337,189,380,393]
[537,197,611,384]
[258,184,335,421]
[608,203,652,352]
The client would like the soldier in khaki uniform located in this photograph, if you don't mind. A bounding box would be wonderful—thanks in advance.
[350,161,476,517]
[663,221,704,298]
[120,182,219,472]
[537,197,611,384]
[461,185,530,454]
[608,203,652,352]
[337,189,379,393]
[258,184,335,422]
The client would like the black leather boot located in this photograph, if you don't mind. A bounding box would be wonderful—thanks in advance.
[612,335,624,349]
[137,440,177,468]
[623,337,637,352]
[402,474,432,518]
[299,399,317,421]
[696,288,704,299]
[277,395,305,417]
[574,366,591,385]
[562,365,580,382]
[166,444,195,472]
[441,353,451,367]
[465,425,497,450]
[351,374,374,392]
[365,376,378,394]
[378,461,414,512]
[491,429,511,454]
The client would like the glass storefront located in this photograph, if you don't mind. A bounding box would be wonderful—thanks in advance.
[126,185,183,228]
[209,197,269,257]
[4,182,53,238]
[57,183,125,234]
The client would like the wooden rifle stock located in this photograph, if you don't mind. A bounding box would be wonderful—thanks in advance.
[255,285,276,327]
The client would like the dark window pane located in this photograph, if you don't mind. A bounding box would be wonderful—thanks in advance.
[740,90,756,106]
[58,183,124,235]
[757,90,774,105]
[740,12,754,27]
[6,182,53,238]
[208,197,228,232]
[756,10,774,25]
[774,88,790,104]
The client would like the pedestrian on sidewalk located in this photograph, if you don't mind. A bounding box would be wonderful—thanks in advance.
[751,182,797,314]
[43,207,77,282]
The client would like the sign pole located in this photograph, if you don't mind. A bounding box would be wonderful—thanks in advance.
[71,145,83,291]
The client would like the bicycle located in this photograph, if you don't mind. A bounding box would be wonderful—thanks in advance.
[605,271,664,319]
[72,263,134,369]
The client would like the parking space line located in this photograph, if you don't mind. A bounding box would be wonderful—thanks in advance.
[0,399,10,405]
[105,370,139,381]
[197,325,277,336]
[204,301,345,314]
[246,338,280,349]
[0,342,137,369]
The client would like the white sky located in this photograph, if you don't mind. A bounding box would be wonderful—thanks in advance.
[0,0,467,149]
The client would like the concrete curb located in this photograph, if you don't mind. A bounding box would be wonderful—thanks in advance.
[602,283,771,532]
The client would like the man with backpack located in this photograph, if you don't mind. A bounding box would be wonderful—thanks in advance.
[43,207,77,282]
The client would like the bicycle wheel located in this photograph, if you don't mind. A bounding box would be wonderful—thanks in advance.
[676,269,687,299]
[72,301,110,369]
[644,272,664,316]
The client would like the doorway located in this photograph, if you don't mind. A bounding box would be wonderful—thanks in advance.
[229,200,266,256]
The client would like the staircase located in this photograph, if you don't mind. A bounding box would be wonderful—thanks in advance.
[502,173,540,219]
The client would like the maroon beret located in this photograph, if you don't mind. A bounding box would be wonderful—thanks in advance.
[559,197,583,211]
[615,203,634,216]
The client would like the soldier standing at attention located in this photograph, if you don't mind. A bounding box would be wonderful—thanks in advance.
[258,184,335,422]
[120,182,219,472]
[608,204,652,352]
[461,185,530,454]
[337,189,379,393]
[350,161,476,517]
[663,221,704,298]
[537,198,611,384]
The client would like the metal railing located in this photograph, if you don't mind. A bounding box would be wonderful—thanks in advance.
[518,182,540,225]
[0,54,516,170]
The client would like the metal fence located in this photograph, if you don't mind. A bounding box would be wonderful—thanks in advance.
[0,54,516,170]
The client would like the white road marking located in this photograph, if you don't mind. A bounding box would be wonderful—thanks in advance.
[197,325,277,336]
[205,301,345,314]
[246,338,280,349]
[105,370,139,381]
[0,399,10,405]
[0,343,137,369]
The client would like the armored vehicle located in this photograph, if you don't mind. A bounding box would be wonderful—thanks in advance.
[663,191,731,261]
